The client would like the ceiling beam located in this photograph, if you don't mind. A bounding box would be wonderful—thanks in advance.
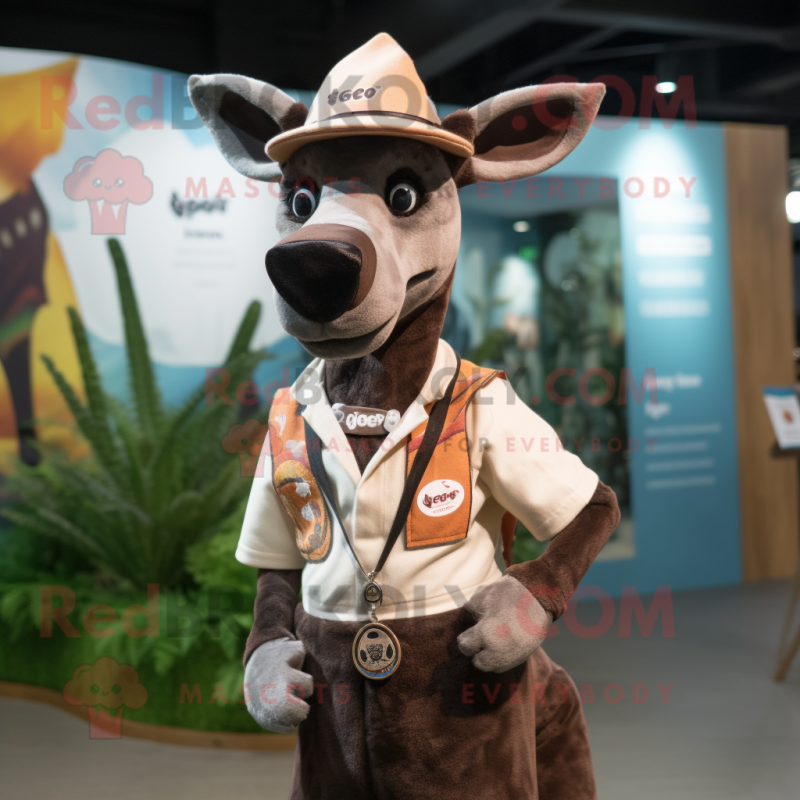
[540,7,788,47]
[696,100,800,119]
[733,62,800,99]
[501,26,622,87]
[552,37,724,64]
[415,0,566,79]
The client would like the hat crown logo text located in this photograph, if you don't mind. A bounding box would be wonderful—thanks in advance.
[328,85,382,106]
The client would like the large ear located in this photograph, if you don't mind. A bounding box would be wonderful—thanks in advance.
[188,74,308,181]
[445,83,605,186]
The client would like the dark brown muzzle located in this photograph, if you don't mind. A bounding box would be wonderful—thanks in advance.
[265,223,376,324]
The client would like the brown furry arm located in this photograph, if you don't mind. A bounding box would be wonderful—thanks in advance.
[505,482,620,621]
[243,568,302,666]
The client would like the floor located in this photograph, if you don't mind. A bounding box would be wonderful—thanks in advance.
[1,580,799,799]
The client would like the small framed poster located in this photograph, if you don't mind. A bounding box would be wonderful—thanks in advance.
[763,386,800,450]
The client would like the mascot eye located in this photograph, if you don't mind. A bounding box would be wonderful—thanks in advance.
[115,178,125,188]
[292,187,317,220]
[93,178,102,188]
[388,182,417,214]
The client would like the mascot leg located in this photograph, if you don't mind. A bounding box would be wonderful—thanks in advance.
[530,648,597,800]
[293,607,598,800]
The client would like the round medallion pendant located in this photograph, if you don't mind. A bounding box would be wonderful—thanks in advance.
[352,622,401,680]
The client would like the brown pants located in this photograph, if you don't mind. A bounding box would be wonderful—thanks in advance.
[291,605,597,800]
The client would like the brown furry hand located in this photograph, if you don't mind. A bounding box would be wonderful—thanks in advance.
[457,575,553,673]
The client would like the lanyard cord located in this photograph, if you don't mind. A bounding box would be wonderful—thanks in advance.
[305,354,462,581]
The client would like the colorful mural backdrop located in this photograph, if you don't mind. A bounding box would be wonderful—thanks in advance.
[0,48,313,473]
[0,47,742,596]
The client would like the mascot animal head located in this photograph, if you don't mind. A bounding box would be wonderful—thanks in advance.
[189,33,604,363]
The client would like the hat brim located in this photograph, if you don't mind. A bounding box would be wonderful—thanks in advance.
[266,116,474,164]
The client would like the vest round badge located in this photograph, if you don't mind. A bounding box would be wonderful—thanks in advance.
[352,622,401,679]
[417,479,465,517]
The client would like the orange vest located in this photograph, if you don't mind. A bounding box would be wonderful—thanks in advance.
[268,359,517,566]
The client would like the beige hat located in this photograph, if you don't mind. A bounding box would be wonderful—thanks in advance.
[266,33,474,163]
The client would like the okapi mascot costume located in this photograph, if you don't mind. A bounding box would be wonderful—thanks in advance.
[190,33,619,800]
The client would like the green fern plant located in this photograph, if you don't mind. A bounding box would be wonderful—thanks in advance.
[2,238,270,590]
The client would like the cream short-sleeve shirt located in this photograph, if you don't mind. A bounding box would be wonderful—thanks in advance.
[237,340,598,622]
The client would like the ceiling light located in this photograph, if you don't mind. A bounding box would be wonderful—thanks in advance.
[655,81,678,94]
[513,220,530,232]
[786,191,800,223]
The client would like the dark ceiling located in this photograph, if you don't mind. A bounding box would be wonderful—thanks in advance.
[5,0,800,154]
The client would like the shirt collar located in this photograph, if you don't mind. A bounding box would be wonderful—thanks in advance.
[288,339,458,485]
[416,338,458,406]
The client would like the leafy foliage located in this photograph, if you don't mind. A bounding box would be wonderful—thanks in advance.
[0,508,255,690]
[185,500,256,598]
[180,502,256,688]
[1,238,269,590]
[510,522,548,564]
